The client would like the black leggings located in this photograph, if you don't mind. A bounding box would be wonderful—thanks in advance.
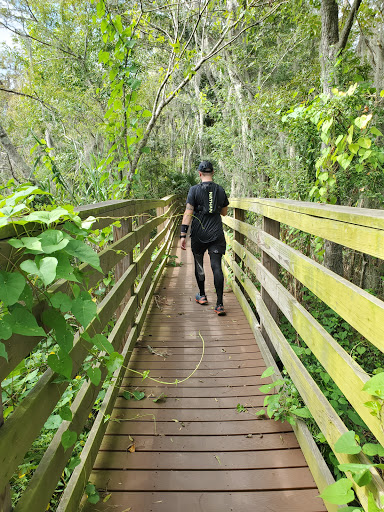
[193,252,224,306]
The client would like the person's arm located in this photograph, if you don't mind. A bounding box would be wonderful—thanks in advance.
[180,203,194,250]
[220,206,228,216]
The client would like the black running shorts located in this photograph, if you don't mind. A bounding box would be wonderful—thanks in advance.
[191,237,226,256]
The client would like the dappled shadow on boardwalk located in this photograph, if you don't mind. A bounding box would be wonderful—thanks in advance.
[84,241,326,512]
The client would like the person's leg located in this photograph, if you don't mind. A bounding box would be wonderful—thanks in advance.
[191,239,208,304]
[209,251,224,306]
[193,252,206,297]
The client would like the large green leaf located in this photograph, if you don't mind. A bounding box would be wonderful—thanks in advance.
[105,352,124,374]
[0,342,8,361]
[71,293,97,328]
[44,414,63,430]
[0,319,12,341]
[25,208,69,225]
[4,305,45,337]
[334,431,361,455]
[363,374,384,399]
[20,257,58,286]
[87,367,102,386]
[39,230,69,254]
[64,239,102,271]
[47,351,72,379]
[50,292,72,313]
[319,478,355,505]
[363,443,384,457]
[0,271,25,306]
[43,308,74,352]
[61,429,77,451]
[91,334,114,354]
[8,237,42,252]
[55,253,80,282]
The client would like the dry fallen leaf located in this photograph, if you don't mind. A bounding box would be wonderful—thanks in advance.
[214,398,218,402]
[128,435,134,442]
[128,443,135,453]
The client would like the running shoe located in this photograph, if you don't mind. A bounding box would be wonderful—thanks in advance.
[214,304,226,316]
[195,293,208,305]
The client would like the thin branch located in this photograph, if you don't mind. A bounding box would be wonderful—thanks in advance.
[337,0,363,54]
[0,87,56,111]
[0,22,79,59]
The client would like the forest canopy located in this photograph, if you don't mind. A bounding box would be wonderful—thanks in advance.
[0,0,382,207]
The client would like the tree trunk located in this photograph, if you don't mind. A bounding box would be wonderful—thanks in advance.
[0,122,34,183]
[319,0,362,276]
[320,0,339,94]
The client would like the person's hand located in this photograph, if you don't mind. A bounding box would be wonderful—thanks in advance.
[181,237,187,250]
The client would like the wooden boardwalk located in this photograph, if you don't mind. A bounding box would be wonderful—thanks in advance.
[84,243,326,512]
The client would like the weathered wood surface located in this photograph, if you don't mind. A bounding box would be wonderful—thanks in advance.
[228,198,384,259]
[223,253,384,510]
[81,241,326,512]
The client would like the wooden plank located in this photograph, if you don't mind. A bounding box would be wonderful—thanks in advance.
[260,215,279,359]
[116,389,265,402]
[225,201,384,260]
[227,241,384,446]
[81,490,326,512]
[110,408,272,422]
[57,218,177,512]
[90,468,317,491]
[255,197,384,230]
[94,449,307,470]
[114,396,265,410]
[128,360,265,370]
[99,432,300,452]
[123,376,265,387]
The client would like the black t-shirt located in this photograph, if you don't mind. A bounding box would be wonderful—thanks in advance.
[186,182,229,243]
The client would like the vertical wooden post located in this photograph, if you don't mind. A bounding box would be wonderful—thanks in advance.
[156,206,165,234]
[0,389,11,512]
[234,208,245,290]
[113,216,133,339]
[261,216,280,360]
[139,214,151,272]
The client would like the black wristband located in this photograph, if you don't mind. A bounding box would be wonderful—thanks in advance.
[181,224,188,233]
[180,234,187,239]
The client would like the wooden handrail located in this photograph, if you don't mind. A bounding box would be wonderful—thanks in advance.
[0,195,179,512]
[222,198,384,512]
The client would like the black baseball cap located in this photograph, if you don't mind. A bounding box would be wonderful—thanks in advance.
[198,161,213,173]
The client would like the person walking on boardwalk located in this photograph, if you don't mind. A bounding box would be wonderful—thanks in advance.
[180,160,229,316]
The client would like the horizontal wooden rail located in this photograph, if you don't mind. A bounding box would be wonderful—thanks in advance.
[228,198,384,260]
[0,195,179,512]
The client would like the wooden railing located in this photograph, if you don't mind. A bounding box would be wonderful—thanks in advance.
[222,198,384,512]
[0,195,178,512]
